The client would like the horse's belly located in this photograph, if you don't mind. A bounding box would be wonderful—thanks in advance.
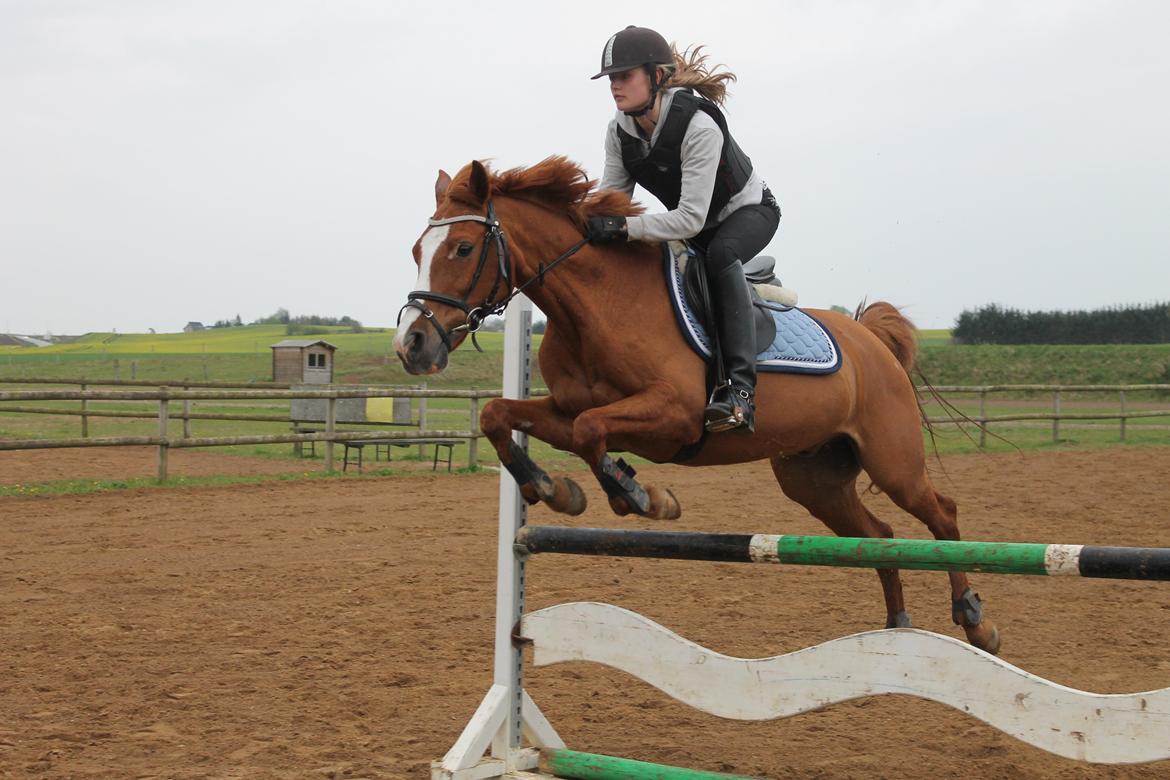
[684,374,857,466]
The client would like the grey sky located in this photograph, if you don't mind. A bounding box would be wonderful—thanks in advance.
[2,0,1167,335]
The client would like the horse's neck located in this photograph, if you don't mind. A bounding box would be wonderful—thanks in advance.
[502,206,666,346]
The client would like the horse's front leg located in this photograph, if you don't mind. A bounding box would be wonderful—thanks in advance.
[480,396,587,515]
[572,386,702,520]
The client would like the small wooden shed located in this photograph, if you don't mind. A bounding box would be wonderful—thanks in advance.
[271,339,337,384]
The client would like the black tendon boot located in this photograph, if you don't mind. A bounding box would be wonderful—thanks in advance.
[704,263,757,433]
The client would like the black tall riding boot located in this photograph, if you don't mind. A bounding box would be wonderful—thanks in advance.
[704,262,757,433]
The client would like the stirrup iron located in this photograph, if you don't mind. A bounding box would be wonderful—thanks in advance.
[704,384,754,433]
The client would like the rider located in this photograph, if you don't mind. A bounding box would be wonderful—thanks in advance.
[585,25,780,434]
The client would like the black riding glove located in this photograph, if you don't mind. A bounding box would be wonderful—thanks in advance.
[586,215,628,244]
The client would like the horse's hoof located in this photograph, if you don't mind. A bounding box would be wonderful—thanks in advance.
[560,478,587,516]
[967,622,1001,656]
[652,488,681,520]
[518,483,542,506]
[607,496,633,516]
[532,473,557,503]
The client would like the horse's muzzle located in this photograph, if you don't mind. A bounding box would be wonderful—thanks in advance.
[394,324,449,375]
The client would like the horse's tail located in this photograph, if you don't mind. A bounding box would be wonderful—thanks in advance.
[855,300,917,376]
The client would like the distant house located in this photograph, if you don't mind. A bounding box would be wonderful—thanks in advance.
[184,322,205,332]
[270,339,337,384]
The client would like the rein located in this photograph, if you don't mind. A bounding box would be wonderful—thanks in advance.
[398,199,588,352]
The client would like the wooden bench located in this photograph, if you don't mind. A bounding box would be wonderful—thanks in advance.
[342,438,461,473]
[292,425,319,457]
[293,397,416,460]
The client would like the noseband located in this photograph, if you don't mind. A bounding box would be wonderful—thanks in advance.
[398,199,589,353]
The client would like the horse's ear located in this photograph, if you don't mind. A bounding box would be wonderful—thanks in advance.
[435,169,452,207]
[468,160,491,204]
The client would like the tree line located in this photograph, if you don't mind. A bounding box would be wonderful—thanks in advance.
[953,302,1170,344]
[208,308,365,333]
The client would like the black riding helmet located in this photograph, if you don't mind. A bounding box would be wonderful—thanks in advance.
[591,26,674,118]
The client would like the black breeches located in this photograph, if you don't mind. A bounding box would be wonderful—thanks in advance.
[692,197,780,274]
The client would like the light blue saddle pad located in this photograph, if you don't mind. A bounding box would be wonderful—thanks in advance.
[663,244,842,375]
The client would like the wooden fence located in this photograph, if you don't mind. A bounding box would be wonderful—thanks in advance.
[1,379,1168,482]
[920,384,1170,446]
[0,379,503,479]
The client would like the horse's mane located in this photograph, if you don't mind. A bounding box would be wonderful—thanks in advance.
[451,156,644,231]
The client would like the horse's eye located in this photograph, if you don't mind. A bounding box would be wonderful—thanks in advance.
[456,242,474,258]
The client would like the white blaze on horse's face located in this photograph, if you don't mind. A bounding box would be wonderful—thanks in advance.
[393,224,449,353]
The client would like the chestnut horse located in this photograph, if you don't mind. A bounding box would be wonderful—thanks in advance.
[393,157,999,654]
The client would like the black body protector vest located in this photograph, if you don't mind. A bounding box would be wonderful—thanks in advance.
[616,88,754,231]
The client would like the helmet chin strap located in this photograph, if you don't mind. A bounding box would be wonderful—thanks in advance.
[622,65,660,118]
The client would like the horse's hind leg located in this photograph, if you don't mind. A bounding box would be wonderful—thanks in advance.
[858,440,1002,655]
[770,438,911,630]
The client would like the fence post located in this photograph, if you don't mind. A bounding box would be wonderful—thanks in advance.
[978,389,987,448]
[157,386,169,483]
[1052,390,1061,443]
[1120,389,1127,442]
[182,385,192,440]
[80,381,89,439]
[325,396,336,472]
[469,390,480,469]
[418,382,428,461]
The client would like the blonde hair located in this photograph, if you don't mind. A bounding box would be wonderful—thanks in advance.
[661,44,737,106]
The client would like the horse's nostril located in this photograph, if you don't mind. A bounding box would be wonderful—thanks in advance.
[406,330,424,356]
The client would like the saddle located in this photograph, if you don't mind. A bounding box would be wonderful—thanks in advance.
[662,243,840,464]
[678,246,787,354]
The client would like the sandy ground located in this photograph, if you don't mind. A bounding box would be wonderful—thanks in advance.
[2,447,1170,779]
[0,446,445,486]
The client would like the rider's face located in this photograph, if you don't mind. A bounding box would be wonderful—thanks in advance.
[608,67,651,112]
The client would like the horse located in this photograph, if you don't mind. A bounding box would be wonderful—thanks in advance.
[393,156,1000,655]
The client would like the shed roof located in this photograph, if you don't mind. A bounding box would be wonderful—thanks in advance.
[270,339,338,350]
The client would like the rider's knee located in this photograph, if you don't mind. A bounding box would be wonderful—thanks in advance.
[705,236,741,273]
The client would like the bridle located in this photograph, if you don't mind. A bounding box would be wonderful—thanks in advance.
[398,201,510,353]
[397,199,588,352]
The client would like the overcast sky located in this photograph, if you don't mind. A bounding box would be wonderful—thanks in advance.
[2,0,1167,335]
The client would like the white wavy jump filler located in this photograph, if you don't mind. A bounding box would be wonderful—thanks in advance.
[521,602,1170,764]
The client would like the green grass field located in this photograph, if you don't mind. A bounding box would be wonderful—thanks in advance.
[0,326,538,388]
[3,324,1168,496]
[7,324,1170,388]
[916,329,952,347]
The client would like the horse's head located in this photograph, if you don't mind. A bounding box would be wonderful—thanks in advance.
[394,160,511,375]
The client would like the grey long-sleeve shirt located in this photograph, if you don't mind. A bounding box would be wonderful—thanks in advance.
[598,87,763,242]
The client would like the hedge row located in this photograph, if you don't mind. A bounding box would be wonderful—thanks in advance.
[952,303,1170,344]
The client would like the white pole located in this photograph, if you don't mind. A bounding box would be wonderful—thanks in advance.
[491,296,533,763]
[433,295,550,779]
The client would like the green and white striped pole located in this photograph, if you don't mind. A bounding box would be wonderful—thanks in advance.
[516,527,1170,581]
